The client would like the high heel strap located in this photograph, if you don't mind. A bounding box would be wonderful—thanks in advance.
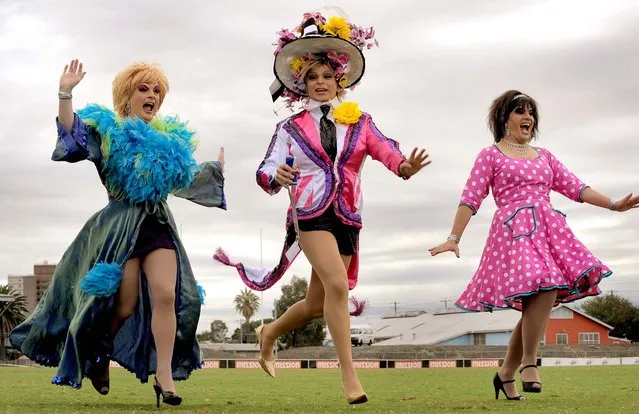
[519,364,538,373]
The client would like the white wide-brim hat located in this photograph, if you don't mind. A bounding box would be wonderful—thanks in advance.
[269,17,367,102]
[273,36,365,98]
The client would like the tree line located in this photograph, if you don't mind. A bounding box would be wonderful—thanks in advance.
[197,275,326,348]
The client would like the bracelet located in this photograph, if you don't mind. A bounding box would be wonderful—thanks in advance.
[447,234,460,243]
[608,199,616,211]
[58,91,73,100]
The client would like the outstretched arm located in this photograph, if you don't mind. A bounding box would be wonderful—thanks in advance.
[429,148,494,258]
[364,115,431,178]
[52,59,101,164]
[581,188,639,212]
[428,206,474,258]
[173,148,226,209]
[58,59,86,132]
[546,149,638,211]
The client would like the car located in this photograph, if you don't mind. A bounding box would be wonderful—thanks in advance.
[350,324,374,346]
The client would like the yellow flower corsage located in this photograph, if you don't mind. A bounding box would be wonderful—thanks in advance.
[333,102,362,125]
[323,16,352,40]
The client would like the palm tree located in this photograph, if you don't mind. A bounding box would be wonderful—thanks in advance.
[0,285,29,361]
[233,288,260,342]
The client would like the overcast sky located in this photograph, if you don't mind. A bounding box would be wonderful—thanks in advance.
[1,0,638,333]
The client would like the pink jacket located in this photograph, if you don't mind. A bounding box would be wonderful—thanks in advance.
[256,110,407,228]
[213,109,408,297]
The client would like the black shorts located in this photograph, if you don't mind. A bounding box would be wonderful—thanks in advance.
[130,216,176,259]
[287,208,359,256]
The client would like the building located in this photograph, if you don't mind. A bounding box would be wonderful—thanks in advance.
[34,262,55,303]
[6,262,56,312]
[361,304,626,346]
[544,305,628,345]
[368,308,519,346]
[199,342,260,359]
[7,275,37,311]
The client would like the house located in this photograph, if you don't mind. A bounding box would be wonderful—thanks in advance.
[544,304,629,345]
[361,304,626,346]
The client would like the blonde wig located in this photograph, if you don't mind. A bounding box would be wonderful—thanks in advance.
[112,63,169,117]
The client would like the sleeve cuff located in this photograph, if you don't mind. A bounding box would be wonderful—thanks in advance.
[396,157,409,180]
[578,185,590,203]
[459,203,477,215]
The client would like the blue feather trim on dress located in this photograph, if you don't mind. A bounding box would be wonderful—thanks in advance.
[77,104,199,204]
[80,262,123,297]
[197,284,206,305]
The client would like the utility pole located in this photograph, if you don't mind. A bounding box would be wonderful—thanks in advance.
[440,299,451,309]
[260,229,264,316]
[391,301,399,313]
[274,298,278,359]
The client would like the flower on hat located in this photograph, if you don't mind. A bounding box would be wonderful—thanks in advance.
[327,50,350,65]
[333,101,362,125]
[323,16,351,40]
[289,57,304,73]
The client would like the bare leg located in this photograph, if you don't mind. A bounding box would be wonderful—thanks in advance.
[143,249,178,393]
[93,258,140,383]
[497,318,523,398]
[110,258,141,335]
[299,231,364,400]
[261,254,351,361]
[520,291,558,388]
[259,269,325,362]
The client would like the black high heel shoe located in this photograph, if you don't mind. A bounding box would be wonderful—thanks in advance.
[493,372,525,400]
[87,356,110,395]
[87,332,113,395]
[153,377,182,408]
[519,365,542,393]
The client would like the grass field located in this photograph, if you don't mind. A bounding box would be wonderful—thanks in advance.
[1,365,638,413]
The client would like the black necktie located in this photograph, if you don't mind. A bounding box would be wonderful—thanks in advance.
[320,104,337,162]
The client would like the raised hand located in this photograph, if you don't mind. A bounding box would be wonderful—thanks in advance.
[399,148,431,178]
[613,193,639,212]
[428,240,460,258]
[59,59,86,93]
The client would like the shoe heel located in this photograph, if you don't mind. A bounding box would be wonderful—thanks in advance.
[493,372,524,401]
[153,384,161,408]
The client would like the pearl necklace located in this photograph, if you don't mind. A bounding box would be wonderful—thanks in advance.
[502,138,531,158]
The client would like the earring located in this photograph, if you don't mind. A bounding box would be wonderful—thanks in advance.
[125,103,131,115]
[505,126,511,136]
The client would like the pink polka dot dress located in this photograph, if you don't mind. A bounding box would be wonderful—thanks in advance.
[456,145,612,312]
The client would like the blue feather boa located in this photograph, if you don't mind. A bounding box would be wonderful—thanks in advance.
[77,104,199,204]
[80,262,123,297]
